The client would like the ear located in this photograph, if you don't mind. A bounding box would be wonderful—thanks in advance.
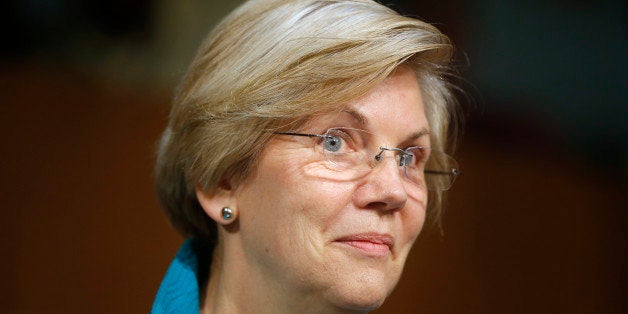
[195,180,238,225]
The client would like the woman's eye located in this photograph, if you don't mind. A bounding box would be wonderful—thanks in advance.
[323,135,343,152]
[405,147,427,167]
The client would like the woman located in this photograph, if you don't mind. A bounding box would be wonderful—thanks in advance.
[152,0,462,313]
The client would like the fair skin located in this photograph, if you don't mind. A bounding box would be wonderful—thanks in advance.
[197,67,429,313]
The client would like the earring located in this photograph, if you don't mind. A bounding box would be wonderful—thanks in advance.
[221,207,234,220]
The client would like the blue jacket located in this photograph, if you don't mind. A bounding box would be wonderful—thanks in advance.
[151,239,202,314]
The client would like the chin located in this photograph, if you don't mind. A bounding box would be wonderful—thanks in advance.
[326,276,395,312]
[343,297,387,312]
[333,291,388,312]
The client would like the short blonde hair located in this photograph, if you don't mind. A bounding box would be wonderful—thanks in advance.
[155,0,461,240]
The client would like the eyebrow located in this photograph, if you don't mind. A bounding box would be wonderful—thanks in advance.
[409,129,431,140]
[341,109,431,141]
[341,109,368,125]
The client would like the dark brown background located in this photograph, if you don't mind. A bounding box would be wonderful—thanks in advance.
[2,0,625,313]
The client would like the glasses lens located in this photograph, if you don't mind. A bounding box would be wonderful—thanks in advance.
[308,128,459,191]
[320,128,370,170]
[424,150,459,191]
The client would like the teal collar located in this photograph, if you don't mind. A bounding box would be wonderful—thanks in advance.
[151,239,201,314]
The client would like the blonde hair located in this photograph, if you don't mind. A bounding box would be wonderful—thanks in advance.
[156,0,461,240]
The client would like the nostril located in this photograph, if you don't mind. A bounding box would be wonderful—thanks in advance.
[365,201,388,210]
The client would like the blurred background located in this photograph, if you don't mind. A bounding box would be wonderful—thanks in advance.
[1,0,625,313]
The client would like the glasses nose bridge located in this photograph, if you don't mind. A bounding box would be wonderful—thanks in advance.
[372,146,406,169]
[363,146,410,186]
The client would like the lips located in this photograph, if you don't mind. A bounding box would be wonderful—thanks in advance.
[335,233,394,257]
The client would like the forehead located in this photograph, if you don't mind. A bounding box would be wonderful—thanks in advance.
[306,67,428,134]
[354,67,425,120]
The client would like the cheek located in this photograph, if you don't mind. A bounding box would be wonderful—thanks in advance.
[239,156,354,243]
[236,158,358,281]
[400,195,427,247]
[407,209,426,238]
[261,153,353,215]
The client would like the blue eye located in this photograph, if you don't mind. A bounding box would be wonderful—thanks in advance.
[323,135,342,152]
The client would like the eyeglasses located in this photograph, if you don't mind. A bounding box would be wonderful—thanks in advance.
[275,127,461,191]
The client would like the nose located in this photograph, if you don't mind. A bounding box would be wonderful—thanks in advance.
[353,152,408,211]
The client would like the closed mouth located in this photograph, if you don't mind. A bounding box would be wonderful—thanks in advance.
[335,233,394,256]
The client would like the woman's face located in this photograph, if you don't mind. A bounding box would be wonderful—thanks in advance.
[232,67,429,311]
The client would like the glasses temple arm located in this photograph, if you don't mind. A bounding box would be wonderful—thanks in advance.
[425,169,462,176]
